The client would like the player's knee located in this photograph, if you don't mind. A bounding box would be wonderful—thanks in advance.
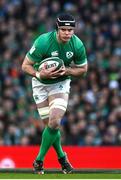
[48,98,68,129]
[37,106,49,120]
[43,119,49,126]
[48,119,60,129]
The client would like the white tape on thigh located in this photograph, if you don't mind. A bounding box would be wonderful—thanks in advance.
[49,98,68,111]
[38,107,49,119]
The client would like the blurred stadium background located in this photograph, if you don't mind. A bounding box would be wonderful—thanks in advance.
[0,0,121,169]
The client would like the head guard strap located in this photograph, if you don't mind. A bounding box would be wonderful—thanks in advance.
[56,13,75,28]
[57,18,75,27]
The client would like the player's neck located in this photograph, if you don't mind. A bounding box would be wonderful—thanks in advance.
[56,32,68,44]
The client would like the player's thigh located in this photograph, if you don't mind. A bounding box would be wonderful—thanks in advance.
[48,79,71,121]
[48,79,71,98]
[32,77,49,124]
[36,100,49,125]
[32,77,48,104]
[49,93,69,122]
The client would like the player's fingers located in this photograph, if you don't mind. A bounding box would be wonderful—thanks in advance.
[51,70,65,78]
[55,66,63,72]
[42,66,56,73]
[52,66,65,74]
[49,66,57,72]
[60,71,65,75]
[51,70,63,76]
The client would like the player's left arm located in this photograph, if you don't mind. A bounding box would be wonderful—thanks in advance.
[65,42,88,77]
[65,63,88,77]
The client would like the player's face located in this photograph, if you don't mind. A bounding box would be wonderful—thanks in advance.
[57,26,74,43]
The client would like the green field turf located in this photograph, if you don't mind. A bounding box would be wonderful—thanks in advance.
[0,173,121,179]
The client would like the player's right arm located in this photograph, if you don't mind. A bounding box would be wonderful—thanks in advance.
[22,39,42,78]
[22,38,64,79]
[22,55,37,77]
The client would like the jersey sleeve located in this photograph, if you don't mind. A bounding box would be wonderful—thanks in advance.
[74,41,87,67]
[26,37,43,62]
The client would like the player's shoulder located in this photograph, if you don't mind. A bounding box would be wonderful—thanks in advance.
[33,31,54,50]
[36,31,54,44]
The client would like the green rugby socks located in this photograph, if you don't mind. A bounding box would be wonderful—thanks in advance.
[53,130,65,158]
[36,126,58,161]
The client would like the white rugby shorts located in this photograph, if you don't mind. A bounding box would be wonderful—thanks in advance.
[32,77,71,104]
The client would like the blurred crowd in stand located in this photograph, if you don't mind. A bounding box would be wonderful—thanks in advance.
[0,0,121,146]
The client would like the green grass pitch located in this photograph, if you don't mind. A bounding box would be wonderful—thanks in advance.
[0,169,121,179]
[0,173,121,179]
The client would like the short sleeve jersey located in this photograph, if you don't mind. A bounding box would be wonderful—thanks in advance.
[26,31,87,84]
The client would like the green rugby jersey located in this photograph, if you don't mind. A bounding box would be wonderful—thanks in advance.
[26,31,87,84]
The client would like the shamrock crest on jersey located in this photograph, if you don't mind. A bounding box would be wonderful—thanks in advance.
[66,51,73,59]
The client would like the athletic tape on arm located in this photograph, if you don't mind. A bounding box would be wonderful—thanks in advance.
[49,98,68,111]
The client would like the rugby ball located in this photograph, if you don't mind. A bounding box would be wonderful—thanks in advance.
[38,57,64,71]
